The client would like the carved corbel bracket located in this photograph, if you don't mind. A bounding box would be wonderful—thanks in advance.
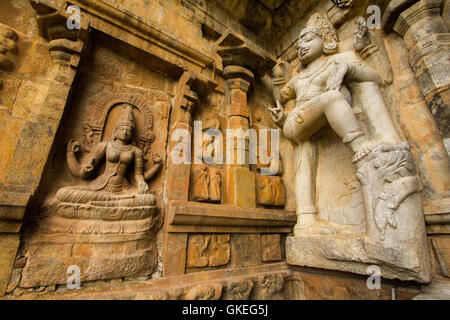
[0,190,32,233]
[215,32,276,80]
[173,70,218,122]
[29,0,90,72]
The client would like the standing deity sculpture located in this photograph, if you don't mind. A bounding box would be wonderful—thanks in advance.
[270,13,431,282]
[192,165,210,201]
[269,13,381,235]
[209,170,221,202]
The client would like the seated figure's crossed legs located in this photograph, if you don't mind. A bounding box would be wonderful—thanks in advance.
[56,186,155,206]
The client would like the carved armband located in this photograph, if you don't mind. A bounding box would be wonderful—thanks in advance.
[279,85,295,104]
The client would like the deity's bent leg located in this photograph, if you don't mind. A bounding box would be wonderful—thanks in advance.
[283,106,326,143]
[321,90,367,154]
[293,140,318,235]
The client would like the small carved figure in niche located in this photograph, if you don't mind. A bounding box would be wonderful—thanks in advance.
[269,13,383,234]
[188,235,210,267]
[209,170,221,202]
[56,104,162,207]
[192,165,210,201]
[0,27,18,71]
[226,280,254,300]
[155,101,169,119]
[187,234,230,268]
[198,115,221,164]
[258,177,275,204]
[256,175,285,207]
[201,135,216,160]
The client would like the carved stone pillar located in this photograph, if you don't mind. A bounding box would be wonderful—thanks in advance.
[381,0,450,216]
[162,71,198,277]
[223,65,256,207]
[216,32,276,208]
[392,0,450,139]
[163,70,216,276]
[0,1,89,295]
[0,24,20,295]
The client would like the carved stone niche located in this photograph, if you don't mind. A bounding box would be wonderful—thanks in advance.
[190,165,223,203]
[269,13,432,283]
[20,93,164,287]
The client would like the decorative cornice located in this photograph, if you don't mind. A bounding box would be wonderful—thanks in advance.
[167,200,296,233]
[29,0,215,70]
[74,0,215,69]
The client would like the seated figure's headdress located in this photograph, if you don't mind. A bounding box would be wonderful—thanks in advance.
[116,104,136,129]
[299,13,338,54]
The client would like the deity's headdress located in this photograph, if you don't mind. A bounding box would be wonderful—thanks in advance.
[299,13,338,54]
[116,104,136,129]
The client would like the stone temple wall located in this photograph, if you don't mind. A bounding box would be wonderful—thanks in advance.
[0,0,448,299]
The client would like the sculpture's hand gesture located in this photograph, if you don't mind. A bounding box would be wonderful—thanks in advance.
[353,17,371,52]
[326,61,349,91]
[138,181,149,194]
[268,100,285,123]
[67,139,81,154]
[152,153,162,164]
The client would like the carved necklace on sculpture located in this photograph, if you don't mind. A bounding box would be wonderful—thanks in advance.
[111,139,133,151]
[296,57,333,104]
[297,56,330,79]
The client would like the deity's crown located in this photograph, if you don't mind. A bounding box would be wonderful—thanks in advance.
[116,104,136,129]
[299,13,338,54]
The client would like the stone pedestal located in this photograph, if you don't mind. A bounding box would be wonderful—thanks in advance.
[287,234,431,283]
[21,232,157,287]
[287,143,432,283]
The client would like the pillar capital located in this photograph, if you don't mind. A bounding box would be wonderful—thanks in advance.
[389,0,450,138]
[216,32,276,79]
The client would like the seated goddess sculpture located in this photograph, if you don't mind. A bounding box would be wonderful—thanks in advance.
[53,104,162,220]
